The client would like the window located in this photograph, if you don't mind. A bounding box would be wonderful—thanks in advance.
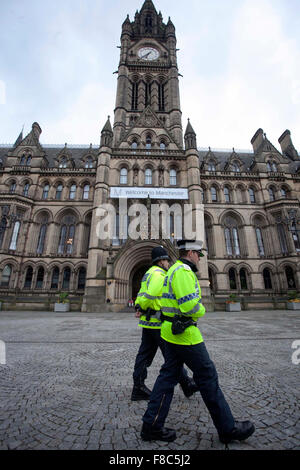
[20,154,26,165]
[59,157,67,168]
[146,135,152,150]
[277,223,288,255]
[69,184,76,200]
[232,228,240,255]
[85,157,93,169]
[1,265,12,287]
[55,184,63,200]
[145,83,152,106]
[9,221,20,250]
[37,223,47,255]
[131,140,138,149]
[58,215,76,255]
[256,227,265,256]
[35,267,44,289]
[229,268,237,290]
[160,141,166,150]
[9,181,16,193]
[77,267,86,290]
[170,169,177,186]
[272,162,277,172]
[239,268,248,290]
[211,186,217,202]
[62,267,71,290]
[83,184,90,200]
[224,186,230,203]
[145,168,152,185]
[267,162,272,172]
[280,188,287,198]
[225,228,233,256]
[0,216,7,249]
[51,267,59,289]
[208,161,216,172]
[268,187,275,202]
[24,266,33,289]
[232,163,240,172]
[23,182,30,197]
[131,82,138,111]
[285,266,296,289]
[249,188,255,203]
[291,220,300,252]
[42,183,50,200]
[120,168,128,185]
[26,155,32,166]
[158,83,165,111]
[224,224,240,256]
[263,268,272,290]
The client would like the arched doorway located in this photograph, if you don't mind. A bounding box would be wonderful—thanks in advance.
[131,265,149,301]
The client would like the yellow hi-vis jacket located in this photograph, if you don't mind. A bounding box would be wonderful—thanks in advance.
[160,260,206,345]
[135,265,166,329]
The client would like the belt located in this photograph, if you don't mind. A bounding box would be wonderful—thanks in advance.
[161,313,197,326]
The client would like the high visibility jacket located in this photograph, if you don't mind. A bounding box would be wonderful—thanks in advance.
[135,265,166,329]
[160,260,206,345]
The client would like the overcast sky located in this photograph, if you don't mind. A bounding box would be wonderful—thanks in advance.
[0,0,299,153]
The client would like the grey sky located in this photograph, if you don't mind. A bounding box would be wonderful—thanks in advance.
[0,0,299,152]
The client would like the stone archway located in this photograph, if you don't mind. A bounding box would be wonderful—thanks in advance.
[112,239,177,305]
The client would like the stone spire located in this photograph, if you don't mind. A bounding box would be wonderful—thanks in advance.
[184,119,197,150]
[100,116,113,147]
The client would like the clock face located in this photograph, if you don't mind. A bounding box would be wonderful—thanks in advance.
[138,47,159,61]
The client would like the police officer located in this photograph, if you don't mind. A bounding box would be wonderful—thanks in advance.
[131,245,197,401]
[141,240,255,445]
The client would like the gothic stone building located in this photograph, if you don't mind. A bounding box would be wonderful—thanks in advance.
[0,0,299,312]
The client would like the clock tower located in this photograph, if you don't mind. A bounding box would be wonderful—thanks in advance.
[113,0,183,149]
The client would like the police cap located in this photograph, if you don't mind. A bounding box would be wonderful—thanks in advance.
[177,239,205,257]
[152,246,170,264]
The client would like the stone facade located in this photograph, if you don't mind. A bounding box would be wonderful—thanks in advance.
[0,0,299,312]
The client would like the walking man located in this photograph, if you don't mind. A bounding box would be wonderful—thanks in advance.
[131,245,197,401]
[141,239,255,445]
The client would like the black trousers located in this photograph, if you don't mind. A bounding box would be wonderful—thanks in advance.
[133,328,191,388]
[143,339,235,436]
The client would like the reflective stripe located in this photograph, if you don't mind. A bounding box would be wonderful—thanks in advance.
[177,292,199,305]
[162,307,181,314]
[162,293,176,299]
[184,303,201,316]
[137,292,159,300]
[139,320,162,327]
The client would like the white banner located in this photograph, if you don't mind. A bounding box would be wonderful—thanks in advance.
[110,187,189,200]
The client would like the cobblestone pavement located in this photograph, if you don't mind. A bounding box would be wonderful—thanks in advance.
[0,309,299,451]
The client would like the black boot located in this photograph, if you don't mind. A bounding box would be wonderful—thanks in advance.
[180,379,198,398]
[219,420,255,444]
[131,384,152,401]
[141,422,176,442]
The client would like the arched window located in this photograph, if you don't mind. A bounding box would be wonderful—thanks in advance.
[263,268,272,290]
[35,267,44,289]
[160,141,166,150]
[120,168,128,185]
[158,83,165,111]
[229,268,237,290]
[208,268,216,293]
[131,140,138,149]
[208,161,216,172]
[58,215,76,255]
[224,228,232,255]
[131,82,139,111]
[232,162,240,172]
[211,186,217,202]
[224,186,230,202]
[145,168,152,185]
[268,187,275,202]
[169,169,177,186]
[51,267,59,289]
[239,268,248,290]
[255,227,265,256]
[42,183,49,200]
[277,223,288,254]
[85,157,93,169]
[26,155,32,166]
[59,157,67,168]
[83,184,90,200]
[62,267,71,290]
[9,221,20,250]
[37,223,47,255]
[280,187,287,198]
[77,267,86,290]
[55,184,63,200]
[291,219,300,252]
[9,181,16,193]
[69,184,77,200]
[23,182,30,197]
[24,266,33,289]
[285,266,296,289]
[146,135,152,150]
[1,265,12,287]
[272,162,277,172]
[224,216,241,256]
[249,188,256,203]
[20,154,26,165]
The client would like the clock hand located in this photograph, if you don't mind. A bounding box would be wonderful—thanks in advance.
[142,51,151,59]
